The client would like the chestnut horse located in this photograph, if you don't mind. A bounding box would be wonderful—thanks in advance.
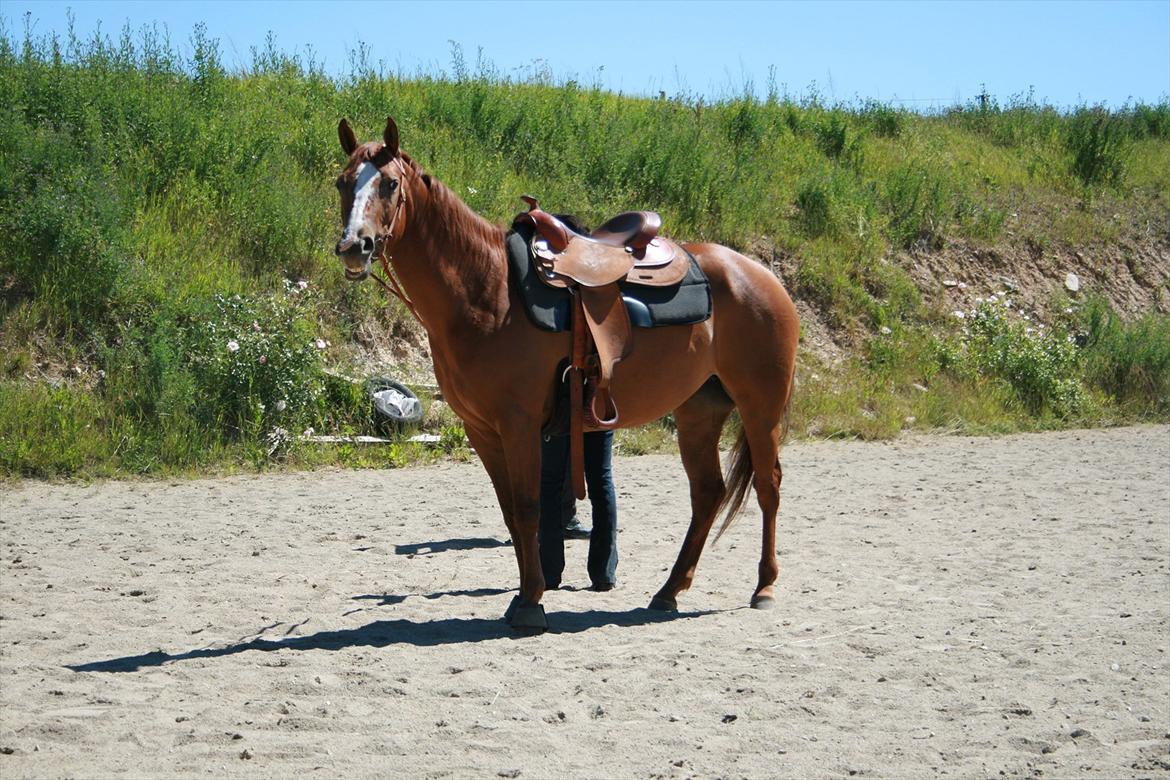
[334,117,799,632]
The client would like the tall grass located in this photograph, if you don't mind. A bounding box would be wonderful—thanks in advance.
[1,25,1167,477]
[1078,297,1170,416]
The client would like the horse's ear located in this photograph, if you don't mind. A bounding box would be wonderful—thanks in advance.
[338,119,358,155]
[383,116,400,157]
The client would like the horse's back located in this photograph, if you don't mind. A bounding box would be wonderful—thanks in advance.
[602,242,798,427]
[683,242,798,326]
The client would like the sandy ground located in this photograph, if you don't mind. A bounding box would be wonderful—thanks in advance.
[1,426,1168,779]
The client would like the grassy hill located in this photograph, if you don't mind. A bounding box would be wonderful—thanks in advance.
[2,26,1168,478]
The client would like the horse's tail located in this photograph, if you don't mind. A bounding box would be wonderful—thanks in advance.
[711,407,791,543]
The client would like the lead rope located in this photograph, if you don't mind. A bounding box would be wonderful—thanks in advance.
[371,245,424,327]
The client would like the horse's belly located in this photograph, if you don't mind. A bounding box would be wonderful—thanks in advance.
[608,323,716,427]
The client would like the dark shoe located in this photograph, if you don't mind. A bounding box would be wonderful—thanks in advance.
[590,581,616,592]
[563,518,591,540]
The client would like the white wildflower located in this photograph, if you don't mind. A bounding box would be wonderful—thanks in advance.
[227,340,240,352]
[275,400,288,413]
[467,186,478,194]
[315,339,327,349]
[880,326,892,335]
[952,310,966,320]
[298,280,309,290]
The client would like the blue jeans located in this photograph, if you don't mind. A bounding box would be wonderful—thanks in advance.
[538,430,618,589]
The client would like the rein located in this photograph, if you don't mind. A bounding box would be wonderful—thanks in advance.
[367,157,425,327]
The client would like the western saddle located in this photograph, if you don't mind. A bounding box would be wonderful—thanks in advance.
[513,196,691,500]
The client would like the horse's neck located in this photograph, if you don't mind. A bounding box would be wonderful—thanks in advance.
[392,177,509,337]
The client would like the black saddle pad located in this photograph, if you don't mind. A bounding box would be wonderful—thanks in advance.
[506,223,712,333]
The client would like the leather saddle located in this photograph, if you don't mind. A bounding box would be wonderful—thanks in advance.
[512,196,691,500]
[520,195,688,288]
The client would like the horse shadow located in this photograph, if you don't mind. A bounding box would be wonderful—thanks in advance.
[393,537,511,556]
[351,586,513,607]
[66,607,713,674]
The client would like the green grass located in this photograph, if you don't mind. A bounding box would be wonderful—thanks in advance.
[1,25,1168,478]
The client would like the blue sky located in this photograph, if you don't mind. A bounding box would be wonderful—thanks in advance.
[4,1,1168,108]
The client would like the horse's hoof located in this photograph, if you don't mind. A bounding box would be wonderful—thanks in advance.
[648,595,678,612]
[508,601,548,633]
[750,594,776,610]
[502,595,521,623]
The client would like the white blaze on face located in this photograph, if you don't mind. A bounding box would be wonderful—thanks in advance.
[343,162,381,243]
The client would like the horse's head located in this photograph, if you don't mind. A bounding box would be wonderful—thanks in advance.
[334,116,410,281]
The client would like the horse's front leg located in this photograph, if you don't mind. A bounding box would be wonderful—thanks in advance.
[463,425,520,583]
[498,422,548,633]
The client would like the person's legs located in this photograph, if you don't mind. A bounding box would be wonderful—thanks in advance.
[583,430,618,588]
[538,434,570,589]
[562,465,590,539]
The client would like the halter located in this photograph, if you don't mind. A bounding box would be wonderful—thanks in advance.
[366,156,425,326]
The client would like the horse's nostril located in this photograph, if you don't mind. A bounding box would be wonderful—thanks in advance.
[360,236,375,254]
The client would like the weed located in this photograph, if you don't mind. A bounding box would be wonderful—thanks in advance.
[1067,107,1128,187]
[959,297,1087,418]
[614,420,676,455]
[883,163,952,250]
[860,100,903,139]
[795,177,835,238]
[1077,296,1170,416]
[183,285,327,436]
[0,383,113,477]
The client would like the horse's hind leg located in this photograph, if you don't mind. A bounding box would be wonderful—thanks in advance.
[649,380,734,611]
[739,412,783,609]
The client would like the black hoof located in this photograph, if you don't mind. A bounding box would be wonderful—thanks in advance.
[750,594,776,610]
[648,595,678,612]
[508,601,548,633]
[503,595,521,623]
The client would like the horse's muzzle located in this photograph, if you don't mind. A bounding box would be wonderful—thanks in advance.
[335,237,374,281]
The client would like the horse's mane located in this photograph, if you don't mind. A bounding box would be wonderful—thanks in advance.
[395,151,508,285]
[407,154,506,247]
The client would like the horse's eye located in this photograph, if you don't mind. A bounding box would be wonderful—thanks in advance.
[382,179,399,194]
